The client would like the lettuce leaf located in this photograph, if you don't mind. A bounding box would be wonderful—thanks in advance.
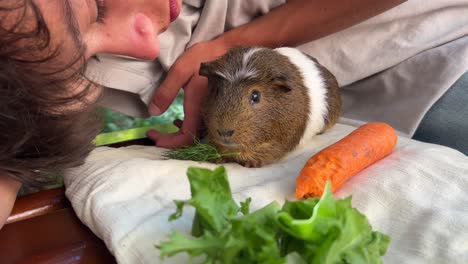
[158,166,390,264]
[277,185,390,264]
[168,166,239,236]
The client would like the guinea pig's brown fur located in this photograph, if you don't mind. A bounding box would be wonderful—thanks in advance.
[199,46,341,167]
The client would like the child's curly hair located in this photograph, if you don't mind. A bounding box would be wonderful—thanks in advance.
[0,0,102,185]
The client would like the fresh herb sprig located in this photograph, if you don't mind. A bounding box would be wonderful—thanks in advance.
[163,140,239,162]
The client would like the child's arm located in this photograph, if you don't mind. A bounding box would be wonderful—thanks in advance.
[0,173,21,230]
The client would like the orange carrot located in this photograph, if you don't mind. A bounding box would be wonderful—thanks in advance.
[295,122,397,199]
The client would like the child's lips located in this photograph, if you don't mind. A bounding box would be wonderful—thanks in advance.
[169,0,180,22]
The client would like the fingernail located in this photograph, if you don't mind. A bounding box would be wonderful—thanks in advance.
[148,103,161,115]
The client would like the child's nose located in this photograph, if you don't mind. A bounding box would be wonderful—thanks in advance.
[91,13,162,60]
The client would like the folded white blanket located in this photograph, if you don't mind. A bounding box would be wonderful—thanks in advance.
[64,124,468,264]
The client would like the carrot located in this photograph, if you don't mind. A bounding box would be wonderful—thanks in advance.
[295,122,397,199]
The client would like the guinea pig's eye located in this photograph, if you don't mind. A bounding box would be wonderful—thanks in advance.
[249,90,261,105]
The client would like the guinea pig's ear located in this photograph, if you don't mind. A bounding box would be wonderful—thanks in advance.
[272,74,292,93]
[199,62,214,77]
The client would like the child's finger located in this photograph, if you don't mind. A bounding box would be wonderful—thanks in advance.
[147,74,208,148]
[147,129,194,149]
[149,63,193,116]
[181,76,208,134]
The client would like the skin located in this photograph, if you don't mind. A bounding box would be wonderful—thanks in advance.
[37,0,179,60]
[0,0,183,230]
[0,175,22,230]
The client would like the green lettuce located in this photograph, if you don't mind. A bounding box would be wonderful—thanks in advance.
[158,166,390,264]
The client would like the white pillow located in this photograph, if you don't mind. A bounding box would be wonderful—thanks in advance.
[63,124,468,264]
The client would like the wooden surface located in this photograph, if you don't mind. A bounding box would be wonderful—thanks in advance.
[6,187,69,225]
[0,188,116,264]
[0,139,154,263]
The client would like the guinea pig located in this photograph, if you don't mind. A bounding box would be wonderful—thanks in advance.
[199,46,342,167]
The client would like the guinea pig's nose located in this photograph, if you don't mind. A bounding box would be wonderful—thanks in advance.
[217,129,234,137]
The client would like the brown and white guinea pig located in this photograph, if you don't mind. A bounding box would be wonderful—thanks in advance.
[199,46,342,167]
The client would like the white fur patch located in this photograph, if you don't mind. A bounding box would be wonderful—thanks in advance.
[214,71,228,79]
[274,47,328,148]
[216,47,262,82]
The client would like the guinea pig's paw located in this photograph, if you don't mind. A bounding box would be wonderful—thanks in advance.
[242,160,265,168]
[214,157,229,164]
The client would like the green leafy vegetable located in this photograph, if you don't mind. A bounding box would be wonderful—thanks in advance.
[169,167,239,236]
[277,196,390,264]
[158,166,390,264]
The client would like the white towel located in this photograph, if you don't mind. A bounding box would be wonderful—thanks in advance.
[64,124,468,263]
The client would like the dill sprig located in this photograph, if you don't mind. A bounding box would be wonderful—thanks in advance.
[163,141,239,162]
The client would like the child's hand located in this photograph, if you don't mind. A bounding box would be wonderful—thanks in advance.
[147,39,230,148]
